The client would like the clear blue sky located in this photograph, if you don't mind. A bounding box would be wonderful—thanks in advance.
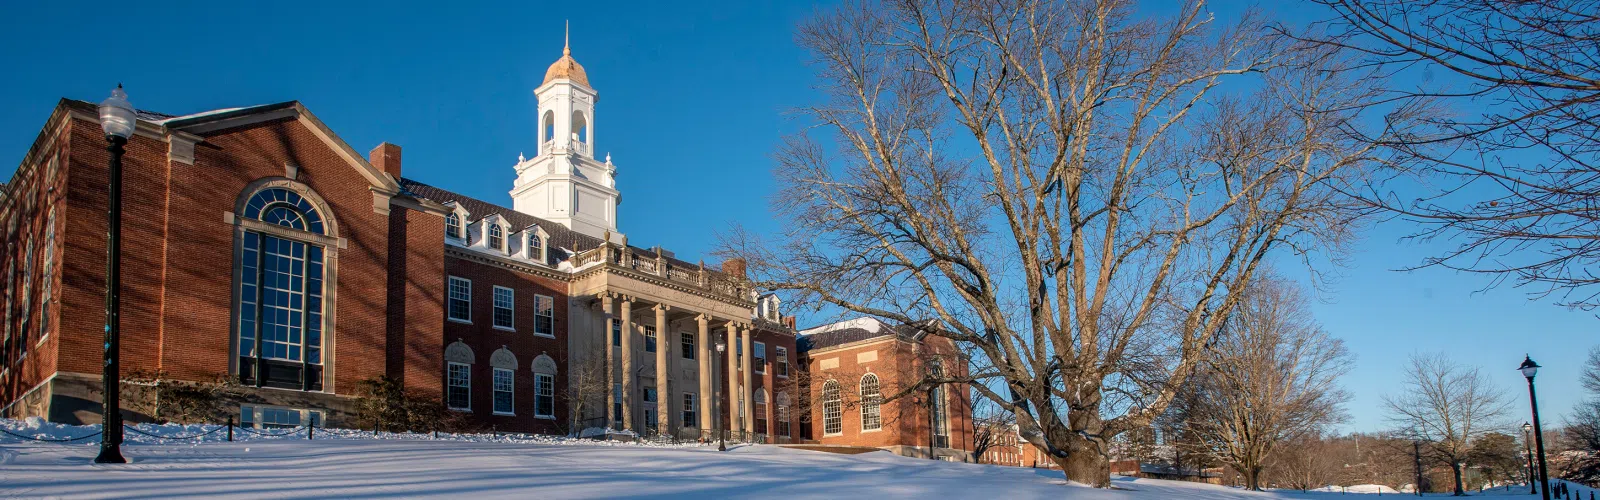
[0,1,1588,434]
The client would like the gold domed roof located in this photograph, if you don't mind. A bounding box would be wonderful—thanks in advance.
[543,40,590,87]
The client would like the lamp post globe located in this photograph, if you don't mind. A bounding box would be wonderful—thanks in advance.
[1520,355,1549,500]
[716,341,727,452]
[93,84,134,465]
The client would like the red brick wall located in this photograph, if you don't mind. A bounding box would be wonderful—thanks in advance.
[800,335,973,453]
[0,118,69,409]
[442,255,569,434]
[745,327,797,440]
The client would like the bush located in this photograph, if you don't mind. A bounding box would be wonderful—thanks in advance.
[122,371,240,424]
[353,376,465,433]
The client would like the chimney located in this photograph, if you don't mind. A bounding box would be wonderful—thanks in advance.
[784,316,796,329]
[721,257,746,278]
[370,142,402,179]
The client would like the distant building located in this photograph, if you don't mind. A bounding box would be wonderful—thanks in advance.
[1109,460,1224,485]
[796,317,974,461]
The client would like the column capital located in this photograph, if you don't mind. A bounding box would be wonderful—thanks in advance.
[695,313,711,323]
[653,303,671,313]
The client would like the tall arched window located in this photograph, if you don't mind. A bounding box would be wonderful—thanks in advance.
[776,392,791,437]
[930,360,949,447]
[753,389,768,436]
[542,110,556,144]
[445,213,462,239]
[860,373,882,431]
[822,380,842,436]
[571,111,588,143]
[237,186,330,391]
[488,224,504,251]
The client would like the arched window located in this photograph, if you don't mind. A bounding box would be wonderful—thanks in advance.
[571,111,588,143]
[532,354,558,419]
[528,233,544,261]
[445,341,474,411]
[822,380,842,436]
[237,186,330,392]
[776,392,791,437]
[488,224,504,251]
[930,360,949,447]
[542,110,556,143]
[860,373,882,431]
[753,389,768,436]
[445,213,462,239]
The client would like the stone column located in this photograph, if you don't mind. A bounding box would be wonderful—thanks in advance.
[619,298,634,432]
[602,293,615,430]
[654,303,670,437]
[741,324,754,439]
[724,321,739,437]
[696,314,711,437]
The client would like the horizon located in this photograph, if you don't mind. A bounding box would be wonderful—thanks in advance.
[0,0,1589,436]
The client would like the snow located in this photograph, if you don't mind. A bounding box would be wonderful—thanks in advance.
[797,317,885,336]
[0,418,1575,499]
[150,106,251,125]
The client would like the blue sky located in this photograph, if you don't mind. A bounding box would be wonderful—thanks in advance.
[0,1,1588,434]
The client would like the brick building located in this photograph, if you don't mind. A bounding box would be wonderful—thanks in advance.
[796,317,974,461]
[0,41,815,443]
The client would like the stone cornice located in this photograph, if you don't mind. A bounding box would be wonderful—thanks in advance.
[571,262,757,309]
[445,246,570,282]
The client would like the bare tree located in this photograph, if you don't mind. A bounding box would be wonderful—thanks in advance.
[724,0,1424,486]
[1188,275,1353,490]
[564,349,610,435]
[1300,0,1600,308]
[971,397,1015,464]
[1385,353,1512,495]
[1560,346,1600,483]
[1269,432,1341,491]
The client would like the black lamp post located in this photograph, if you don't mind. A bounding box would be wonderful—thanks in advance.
[716,340,727,452]
[1522,422,1536,495]
[1520,356,1549,500]
[94,84,134,465]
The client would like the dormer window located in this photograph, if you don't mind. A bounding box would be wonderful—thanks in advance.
[445,213,462,240]
[529,233,544,261]
[488,224,505,252]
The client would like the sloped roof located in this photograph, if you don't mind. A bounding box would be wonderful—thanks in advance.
[797,319,924,352]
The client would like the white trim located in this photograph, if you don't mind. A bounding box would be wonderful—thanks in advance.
[447,361,472,411]
[534,372,556,419]
[492,285,516,331]
[492,367,515,416]
[447,276,472,324]
[533,294,555,338]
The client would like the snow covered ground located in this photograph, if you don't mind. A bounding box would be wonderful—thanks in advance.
[0,418,1574,498]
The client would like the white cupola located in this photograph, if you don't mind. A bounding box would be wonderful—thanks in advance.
[510,24,622,242]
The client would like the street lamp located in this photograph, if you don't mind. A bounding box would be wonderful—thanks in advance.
[94,84,134,465]
[1522,422,1535,495]
[716,340,727,452]
[1519,356,1549,500]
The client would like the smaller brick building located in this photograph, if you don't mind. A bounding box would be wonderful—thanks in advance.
[796,317,974,461]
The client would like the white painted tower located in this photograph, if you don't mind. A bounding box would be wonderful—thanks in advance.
[511,27,622,241]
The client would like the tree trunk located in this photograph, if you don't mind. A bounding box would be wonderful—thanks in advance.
[1049,406,1111,487]
[1246,467,1263,491]
[1452,461,1465,496]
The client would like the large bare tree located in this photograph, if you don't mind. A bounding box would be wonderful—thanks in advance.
[1303,0,1600,308]
[722,0,1423,486]
[1385,353,1512,496]
[1188,275,1353,490]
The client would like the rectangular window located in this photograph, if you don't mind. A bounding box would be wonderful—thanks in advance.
[534,294,554,337]
[680,332,695,360]
[612,321,621,347]
[682,393,697,427]
[754,342,766,374]
[777,401,790,437]
[535,373,555,418]
[642,326,657,353]
[37,208,53,342]
[643,387,658,431]
[612,384,624,422]
[493,368,514,415]
[492,286,515,330]
[776,347,789,378]
[240,405,323,430]
[448,276,472,323]
[447,362,471,410]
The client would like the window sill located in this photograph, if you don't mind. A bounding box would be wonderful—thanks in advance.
[448,318,472,325]
[449,407,472,413]
[862,428,883,433]
[493,411,516,417]
[824,433,843,437]
[534,415,556,420]
[493,326,516,332]
[533,332,556,339]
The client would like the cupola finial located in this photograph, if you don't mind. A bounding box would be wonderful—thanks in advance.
[564,20,571,56]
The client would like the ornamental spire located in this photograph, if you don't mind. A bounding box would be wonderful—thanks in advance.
[564,20,571,56]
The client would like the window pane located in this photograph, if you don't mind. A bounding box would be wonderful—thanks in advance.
[448,363,471,410]
[535,374,554,417]
[534,295,553,336]
[493,287,514,329]
[493,368,514,414]
[448,277,471,322]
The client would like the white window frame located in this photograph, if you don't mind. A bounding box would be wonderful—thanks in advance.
[680,331,695,360]
[488,222,505,252]
[492,367,515,415]
[533,294,555,338]
[642,325,657,353]
[753,341,766,374]
[241,404,324,429]
[776,347,789,378]
[492,286,515,331]
[534,373,555,419]
[447,361,471,411]
[527,232,545,262]
[445,212,463,240]
[823,380,842,436]
[860,373,882,432]
[447,276,472,324]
